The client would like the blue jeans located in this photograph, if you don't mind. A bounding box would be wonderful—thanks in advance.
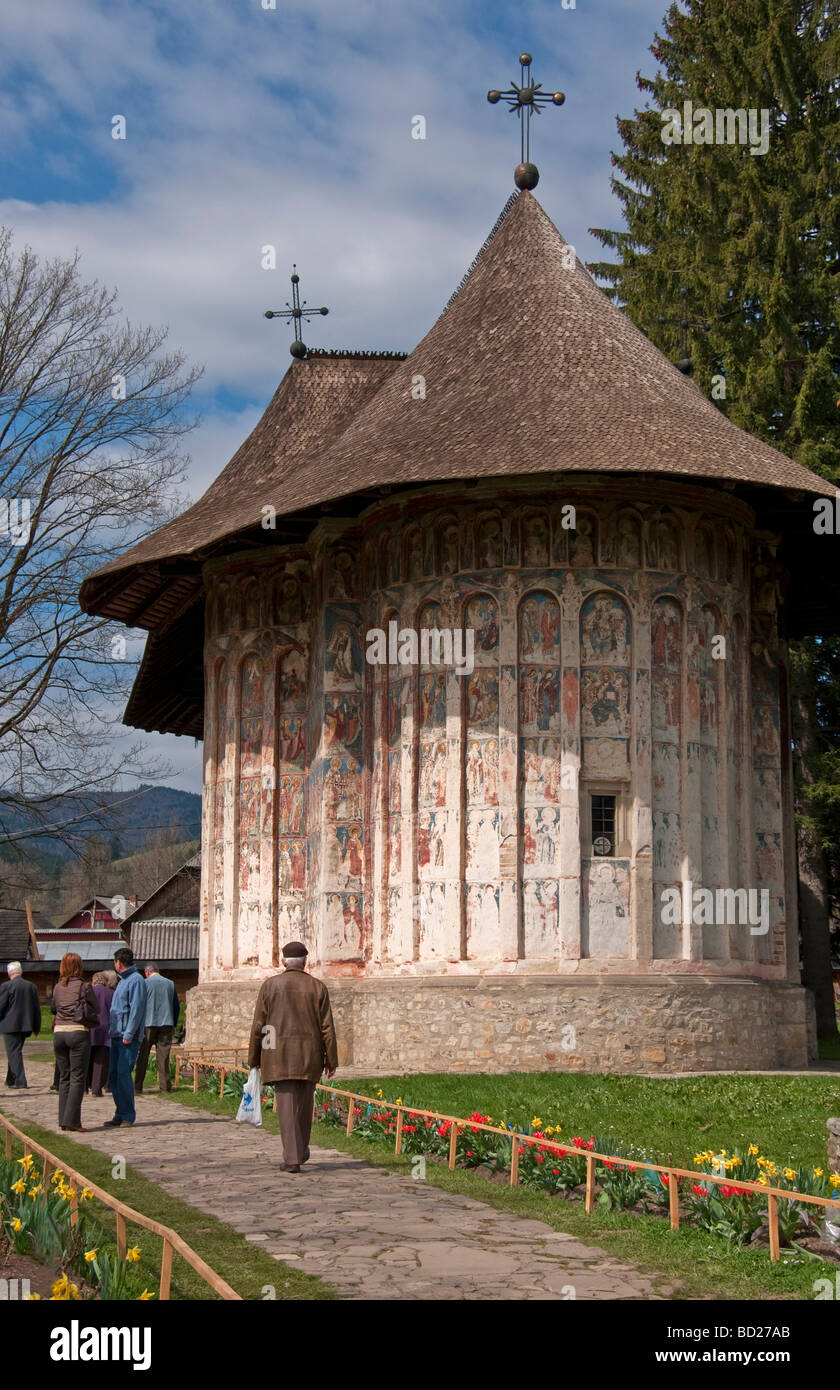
[108,1037,140,1122]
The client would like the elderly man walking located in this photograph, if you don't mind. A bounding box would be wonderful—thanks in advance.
[134,964,179,1095]
[0,963,41,1089]
[247,941,337,1173]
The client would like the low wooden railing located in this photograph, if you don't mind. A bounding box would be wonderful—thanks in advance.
[176,1053,840,1265]
[0,1113,241,1300]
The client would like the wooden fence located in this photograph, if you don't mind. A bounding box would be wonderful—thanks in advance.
[0,1113,241,1300]
[176,1051,840,1265]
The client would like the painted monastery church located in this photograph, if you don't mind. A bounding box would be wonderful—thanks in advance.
[82,190,836,1073]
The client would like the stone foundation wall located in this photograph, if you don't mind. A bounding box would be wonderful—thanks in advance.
[185,975,812,1074]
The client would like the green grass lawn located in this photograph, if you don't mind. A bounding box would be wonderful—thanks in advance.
[0,1114,336,1302]
[153,1074,840,1302]
[330,1071,840,1173]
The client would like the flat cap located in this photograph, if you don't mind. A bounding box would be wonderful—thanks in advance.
[281,941,308,958]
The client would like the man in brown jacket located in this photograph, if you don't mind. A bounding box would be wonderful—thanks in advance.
[247,941,337,1173]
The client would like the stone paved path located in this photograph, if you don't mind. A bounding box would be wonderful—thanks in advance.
[1,1068,676,1301]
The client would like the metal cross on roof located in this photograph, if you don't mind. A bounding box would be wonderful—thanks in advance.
[487,53,565,191]
[264,266,329,359]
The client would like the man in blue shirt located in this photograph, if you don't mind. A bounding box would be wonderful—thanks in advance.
[104,948,147,1128]
[134,963,179,1095]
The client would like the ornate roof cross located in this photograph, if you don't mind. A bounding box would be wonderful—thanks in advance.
[264,266,329,359]
[487,53,565,191]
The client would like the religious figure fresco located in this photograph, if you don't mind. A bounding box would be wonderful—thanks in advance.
[581,668,630,737]
[330,548,355,600]
[290,839,306,892]
[278,649,307,705]
[440,523,460,576]
[523,879,558,957]
[536,807,558,866]
[700,678,718,738]
[388,816,402,878]
[477,516,502,568]
[653,743,680,807]
[466,595,499,653]
[276,576,302,624]
[652,811,681,875]
[466,808,499,876]
[648,518,679,571]
[616,513,642,567]
[278,714,306,765]
[583,860,631,958]
[652,672,680,740]
[651,599,681,669]
[240,716,262,778]
[466,883,499,956]
[580,594,630,665]
[277,840,293,895]
[753,705,779,760]
[243,582,261,628]
[756,831,782,885]
[239,840,259,895]
[466,671,498,729]
[405,527,424,581]
[519,591,560,662]
[336,823,363,887]
[420,673,447,729]
[324,695,362,752]
[239,779,261,838]
[523,512,549,566]
[570,515,595,565]
[325,620,360,689]
[277,775,305,834]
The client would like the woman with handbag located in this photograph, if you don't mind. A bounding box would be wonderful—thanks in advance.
[52,953,99,1132]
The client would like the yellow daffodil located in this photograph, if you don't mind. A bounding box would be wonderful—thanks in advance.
[829,1172,840,1187]
[80,1187,94,1201]
[125,1246,141,1262]
[23,1292,40,1300]
[395,1097,403,1106]
[729,1156,741,1167]
[693,1155,705,1165]
[765,1162,779,1177]
[16,1155,34,1171]
[748,1144,759,1156]
[137,1289,155,1301]
[532,1117,542,1127]
[376,1089,383,1098]
[11,1218,21,1232]
[50,1170,65,1186]
[545,1126,554,1136]
[756,1174,769,1186]
[84,1249,97,1263]
[813,1167,824,1178]
[783,1168,796,1182]
[11,1179,26,1194]
[51,1274,69,1296]
[28,1185,42,1199]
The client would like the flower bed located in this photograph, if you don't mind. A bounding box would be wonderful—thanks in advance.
[317,1091,840,1255]
[0,1154,156,1300]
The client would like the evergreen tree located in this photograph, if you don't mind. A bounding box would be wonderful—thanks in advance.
[590,0,840,1038]
[589,0,839,475]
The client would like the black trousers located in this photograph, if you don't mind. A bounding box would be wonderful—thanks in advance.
[135,1026,174,1093]
[54,1031,91,1129]
[2,1033,27,1087]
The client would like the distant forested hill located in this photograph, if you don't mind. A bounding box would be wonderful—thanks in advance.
[0,785,201,862]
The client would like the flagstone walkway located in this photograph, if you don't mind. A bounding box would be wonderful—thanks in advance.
[1,1070,677,1301]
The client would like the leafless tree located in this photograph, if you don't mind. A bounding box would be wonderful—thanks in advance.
[0,228,202,846]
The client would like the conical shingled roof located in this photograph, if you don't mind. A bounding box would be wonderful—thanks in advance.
[279,190,831,507]
[82,189,832,627]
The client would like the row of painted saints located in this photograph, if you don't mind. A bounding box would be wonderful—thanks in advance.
[337,510,743,595]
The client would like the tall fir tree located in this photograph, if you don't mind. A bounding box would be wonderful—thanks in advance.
[590,0,840,1038]
[590,0,839,475]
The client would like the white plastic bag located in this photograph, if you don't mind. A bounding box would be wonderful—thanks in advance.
[235,1066,262,1126]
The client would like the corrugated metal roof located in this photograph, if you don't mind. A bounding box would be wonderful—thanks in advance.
[130,920,199,960]
[36,940,119,961]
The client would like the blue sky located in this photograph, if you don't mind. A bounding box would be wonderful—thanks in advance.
[0,0,675,794]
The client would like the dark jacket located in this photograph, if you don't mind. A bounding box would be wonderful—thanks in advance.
[247,969,338,1083]
[89,985,115,1047]
[0,976,41,1036]
[52,978,96,1028]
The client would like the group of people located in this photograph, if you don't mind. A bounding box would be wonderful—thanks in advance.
[0,948,179,1133]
